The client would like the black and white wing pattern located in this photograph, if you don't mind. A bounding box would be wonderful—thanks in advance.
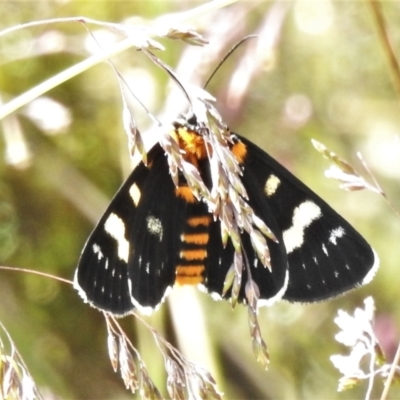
[236,135,378,303]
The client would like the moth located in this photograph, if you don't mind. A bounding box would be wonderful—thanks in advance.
[74,111,378,316]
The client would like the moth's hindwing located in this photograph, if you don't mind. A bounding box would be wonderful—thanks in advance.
[203,192,289,305]
[237,134,378,302]
[124,147,214,313]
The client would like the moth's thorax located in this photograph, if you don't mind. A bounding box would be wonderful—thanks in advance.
[170,123,248,207]
[170,125,211,168]
[170,123,248,167]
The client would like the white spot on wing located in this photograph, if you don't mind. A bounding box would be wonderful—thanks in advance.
[104,213,130,263]
[329,226,345,245]
[146,215,163,241]
[264,174,281,196]
[283,200,322,253]
[129,183,141,206]
[93,244,104,260]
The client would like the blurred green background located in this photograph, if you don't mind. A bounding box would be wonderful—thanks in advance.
[1,1,400,399]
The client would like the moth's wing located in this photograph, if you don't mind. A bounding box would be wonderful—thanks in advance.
[74,158,150,315]
[201,171,289,305]
[125,152,199,314]
[237,135,378,302]
[204,220,289,305]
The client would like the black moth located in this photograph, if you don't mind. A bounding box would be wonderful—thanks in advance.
[74,114,378,316]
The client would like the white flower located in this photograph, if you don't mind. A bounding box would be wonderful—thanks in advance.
[330,341,368,377]
[331,297,379,394]
[333,297,375,347]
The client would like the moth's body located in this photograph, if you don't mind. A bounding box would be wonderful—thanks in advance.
[75,117,378,315]
[171,125,249,286]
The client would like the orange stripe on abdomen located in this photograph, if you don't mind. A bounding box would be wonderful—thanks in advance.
[175,265,205,285]
[180,233,209,245]
[180,249,207,261]
[187,215,212,227]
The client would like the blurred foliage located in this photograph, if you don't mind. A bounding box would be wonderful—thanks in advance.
[1,1,400,399]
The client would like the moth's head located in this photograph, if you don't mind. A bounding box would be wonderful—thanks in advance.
[173,111,200,133]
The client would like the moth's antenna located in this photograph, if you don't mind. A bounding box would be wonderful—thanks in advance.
[143,49,193,108]
[203,34,258,89]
